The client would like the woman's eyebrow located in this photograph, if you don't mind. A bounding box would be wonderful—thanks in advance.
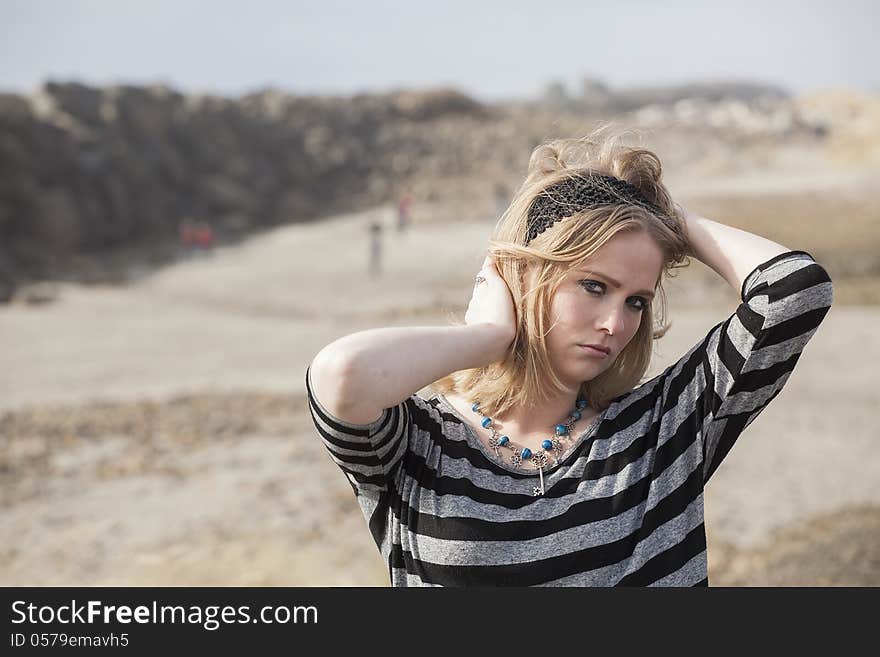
[581,270,655,298]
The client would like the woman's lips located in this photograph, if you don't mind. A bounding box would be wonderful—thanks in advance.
[578,344,610,358]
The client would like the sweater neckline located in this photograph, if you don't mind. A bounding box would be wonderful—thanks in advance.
[432,393,609,476]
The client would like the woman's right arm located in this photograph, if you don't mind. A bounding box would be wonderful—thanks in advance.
[309,323,514,424]
[309,255,517,425]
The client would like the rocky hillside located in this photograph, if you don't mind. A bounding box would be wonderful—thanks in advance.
[2,80,875,301]
[0,83,499,299]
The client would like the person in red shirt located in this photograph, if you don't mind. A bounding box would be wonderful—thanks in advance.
[194,223,215,252]
[397,195,412,233]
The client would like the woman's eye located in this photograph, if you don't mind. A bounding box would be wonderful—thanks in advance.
[580,280,646,311]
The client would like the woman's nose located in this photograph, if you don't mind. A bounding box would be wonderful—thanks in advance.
[598,306,626,335]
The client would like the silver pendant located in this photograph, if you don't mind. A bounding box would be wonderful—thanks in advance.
[533,457,546,496]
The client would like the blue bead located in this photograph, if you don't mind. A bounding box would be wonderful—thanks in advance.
[571,410,582,420]
[555,424,569,435]
[498,435,509,446]
[471,402,480,412]
[521,448,532,459]
[576,399,588,409]
[481,417,492,428]
[542,439,553,450]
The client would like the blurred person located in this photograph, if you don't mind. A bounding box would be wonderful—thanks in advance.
[367,218,383,276]
[396,194,412,233]
[194,222,215,254]
[306,126,833,586]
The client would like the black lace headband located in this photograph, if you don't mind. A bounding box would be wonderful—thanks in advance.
[526,174,670,244]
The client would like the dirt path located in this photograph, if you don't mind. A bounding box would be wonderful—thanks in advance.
[2,205,877,586]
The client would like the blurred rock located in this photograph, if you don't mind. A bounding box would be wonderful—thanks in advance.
[11,281,60,305]
[1,80,875,300]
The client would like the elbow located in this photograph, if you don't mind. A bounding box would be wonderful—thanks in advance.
[310,346,366,407]
[309,345,351,394]
[791,257,835,309]
[313,343,354,373]
[752,259,835,327]
[811,261,835,309]
[310,347,385,424]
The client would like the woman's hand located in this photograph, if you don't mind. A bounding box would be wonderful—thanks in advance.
[464,254,517,353]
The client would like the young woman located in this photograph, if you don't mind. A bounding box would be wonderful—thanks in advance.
[305,128,834,586]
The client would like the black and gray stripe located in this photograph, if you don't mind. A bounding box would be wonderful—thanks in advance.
[306,250,833,586]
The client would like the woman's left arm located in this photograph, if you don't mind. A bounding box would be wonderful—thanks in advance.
[663,205,833,484]
[678,204,792,294]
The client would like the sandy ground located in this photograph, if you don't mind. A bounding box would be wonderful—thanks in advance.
[2,168,879,585]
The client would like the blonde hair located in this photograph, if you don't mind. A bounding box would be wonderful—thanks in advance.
[431,124,692,417]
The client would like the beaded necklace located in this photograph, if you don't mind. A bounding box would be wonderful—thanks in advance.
[469,398,589,497]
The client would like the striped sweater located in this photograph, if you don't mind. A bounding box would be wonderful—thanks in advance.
[306,250,833,586]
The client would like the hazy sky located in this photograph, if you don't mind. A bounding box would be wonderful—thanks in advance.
[2,0,876,100]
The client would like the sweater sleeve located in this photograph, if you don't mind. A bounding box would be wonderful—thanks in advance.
[656,250,834,484]
[305,365,411,499]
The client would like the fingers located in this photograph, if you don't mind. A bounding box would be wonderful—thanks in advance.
[477,254,498,276]
[477,256,492,276]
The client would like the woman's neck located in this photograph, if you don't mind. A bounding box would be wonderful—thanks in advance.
[495,392,582,435]
[446,388,590,448]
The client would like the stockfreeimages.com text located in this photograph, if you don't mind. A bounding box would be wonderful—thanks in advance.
[11,600,317,631]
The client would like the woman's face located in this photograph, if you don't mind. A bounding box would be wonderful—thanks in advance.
[543,230,664,388]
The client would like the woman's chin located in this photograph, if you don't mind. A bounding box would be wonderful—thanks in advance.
[559,368,601,388]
